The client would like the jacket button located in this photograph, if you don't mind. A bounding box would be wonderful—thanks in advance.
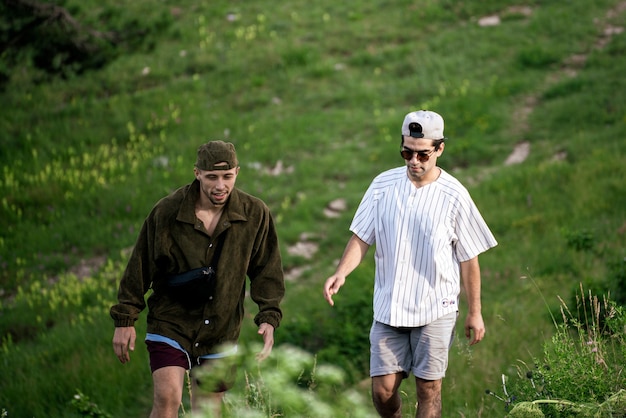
[195,343,199,347]
[204,319,210,325]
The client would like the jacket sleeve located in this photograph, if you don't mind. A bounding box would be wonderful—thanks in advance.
[109,214,158,327]
[247,206,285,329]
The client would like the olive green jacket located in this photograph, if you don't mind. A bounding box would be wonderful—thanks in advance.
[110,180,285,357]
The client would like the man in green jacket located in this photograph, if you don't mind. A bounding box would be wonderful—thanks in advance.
[110,140,285,417]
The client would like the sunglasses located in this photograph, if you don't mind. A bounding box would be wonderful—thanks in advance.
[400,147,436,162]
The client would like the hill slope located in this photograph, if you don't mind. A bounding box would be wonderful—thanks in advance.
[1,0,625,416]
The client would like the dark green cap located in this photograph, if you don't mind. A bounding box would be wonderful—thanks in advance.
[195,141,238,170]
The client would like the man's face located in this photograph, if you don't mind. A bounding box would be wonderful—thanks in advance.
[194,163,239,207]
[401,136,444,182]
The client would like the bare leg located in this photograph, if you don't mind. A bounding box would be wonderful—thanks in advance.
[371,372,404,418]
[150,366,186,418]
[415,377,442,418]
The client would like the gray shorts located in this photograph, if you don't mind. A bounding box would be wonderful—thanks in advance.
[369,311,457,380]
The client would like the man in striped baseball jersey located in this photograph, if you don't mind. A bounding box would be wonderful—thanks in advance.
[323,110,497,418]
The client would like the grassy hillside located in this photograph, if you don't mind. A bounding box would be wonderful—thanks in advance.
[1,0,625,416]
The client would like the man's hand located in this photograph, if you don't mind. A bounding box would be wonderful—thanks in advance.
[112,326,136,363]
[323,275,346,306]
[322,235,369,306]
[256,323,275,361]
[465,313,485,345]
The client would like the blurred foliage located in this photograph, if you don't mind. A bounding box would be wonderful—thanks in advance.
[208,344,374,417]
[0,0,172,86]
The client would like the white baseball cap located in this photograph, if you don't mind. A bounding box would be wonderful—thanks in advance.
[401,110,445,140]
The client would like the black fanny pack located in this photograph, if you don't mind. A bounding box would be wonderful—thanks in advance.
[166,266,217,305]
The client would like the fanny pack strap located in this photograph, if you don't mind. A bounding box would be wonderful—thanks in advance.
[165,233,226,287]
[167,266,213,287]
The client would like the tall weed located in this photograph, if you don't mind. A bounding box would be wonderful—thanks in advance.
[488,284,626,417]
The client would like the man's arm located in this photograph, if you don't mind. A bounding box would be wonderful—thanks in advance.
[460,256,485,345]
[323,234,370,306]
[250,209,285,329]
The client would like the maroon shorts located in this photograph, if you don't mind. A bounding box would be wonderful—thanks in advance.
[146,340,190,371]
[146,341,237,392]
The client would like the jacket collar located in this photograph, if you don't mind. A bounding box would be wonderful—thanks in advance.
[177,180,248,226]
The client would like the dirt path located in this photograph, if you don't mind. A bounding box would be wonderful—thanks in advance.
[495,2,626,166]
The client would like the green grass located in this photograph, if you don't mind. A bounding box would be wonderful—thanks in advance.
[1,0,626,416]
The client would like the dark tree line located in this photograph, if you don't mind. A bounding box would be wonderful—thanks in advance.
[0,0,171,86]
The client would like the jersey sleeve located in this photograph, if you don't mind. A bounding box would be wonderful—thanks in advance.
[453,193,498,261]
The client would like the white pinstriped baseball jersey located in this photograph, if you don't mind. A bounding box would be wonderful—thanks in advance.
[350,167,497,327]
